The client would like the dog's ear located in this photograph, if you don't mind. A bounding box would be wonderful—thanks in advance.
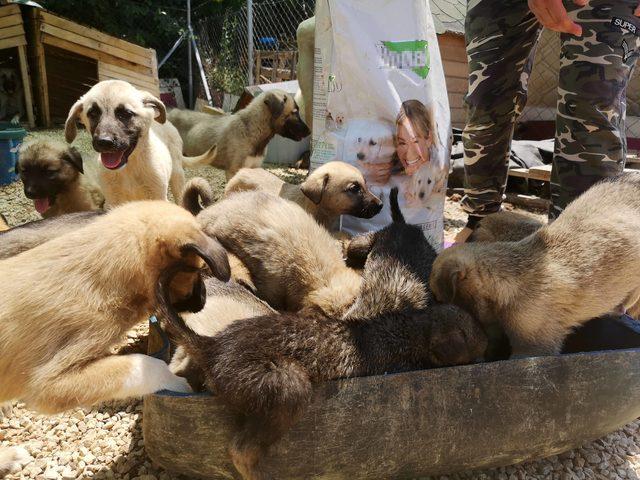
[345,232,376,269]
[300,172,329,205]
[181,235,231,282]
[439,261,466,304]
[142,95,167,124]
[171,271,207,313]
[62,146,84,174]
[264,92,286,119]
[428,314,468,366]
[64,99,84,143]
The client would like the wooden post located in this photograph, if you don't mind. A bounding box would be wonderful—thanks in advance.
[255,50,261,85]
[17,45,34,128]
[26,8,50,127]
[271,51,278,82]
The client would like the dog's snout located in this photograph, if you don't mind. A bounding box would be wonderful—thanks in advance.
[94,135,117,152]
[24,185,37,199]
[356,152,365,161]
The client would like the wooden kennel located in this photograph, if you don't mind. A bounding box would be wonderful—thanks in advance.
[0,3,159,127]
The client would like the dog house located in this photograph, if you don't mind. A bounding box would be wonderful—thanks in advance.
[0,2,159,128]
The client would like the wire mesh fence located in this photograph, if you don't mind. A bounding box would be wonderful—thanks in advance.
[196,0,315,107]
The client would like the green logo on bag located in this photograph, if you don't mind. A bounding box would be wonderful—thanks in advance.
[378,40,430,79]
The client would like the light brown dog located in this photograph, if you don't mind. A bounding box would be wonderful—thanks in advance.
[224,161,382,229]
[467,210,544,243]
[169,90,310,179]
[169,277,275,390]
[64,80,213,207]
[17,140,104,218]
[197,191,362,316]
[430,174,640,357]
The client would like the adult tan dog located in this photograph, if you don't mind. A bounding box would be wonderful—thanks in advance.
[467,210,544,243]
[224,161,382,229]
[430,174,640,357]
[197,191,362,316]
[169,89,310,179]
[64,80,212,207]
[0,201,230,475]
[17,140,104,218]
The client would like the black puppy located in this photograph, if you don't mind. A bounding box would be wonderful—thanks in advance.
[158,268,487,480]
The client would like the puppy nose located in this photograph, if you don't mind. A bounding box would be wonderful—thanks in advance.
[357,152,365,160]
[94,136,117,151]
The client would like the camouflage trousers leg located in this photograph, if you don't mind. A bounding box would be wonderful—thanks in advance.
[461,0,542,221]
[549,0,640,219]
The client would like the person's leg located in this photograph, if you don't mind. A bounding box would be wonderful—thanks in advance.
[459,0,543,240]
[550,0,640,219]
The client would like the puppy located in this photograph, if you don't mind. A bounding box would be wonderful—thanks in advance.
[0,213,8,232]
[468,210,544,243]
[159,267,487,480]
[64,80,213,207]
[169,277,275,390]
[0,211,102,260]
[344,188,438,318]
[430,173,640,356]
[343,119,396,185]
[197,191,362,316]
[0,68,23,124]
[224,161,382,229]
[17,140,104,218]
[0,200,232,416]
[169,90,310,179]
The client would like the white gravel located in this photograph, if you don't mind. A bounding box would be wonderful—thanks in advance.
[1,129,639,480]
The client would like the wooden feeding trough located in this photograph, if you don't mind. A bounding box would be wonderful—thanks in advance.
[0,3,159,128]
[144,346,640,479]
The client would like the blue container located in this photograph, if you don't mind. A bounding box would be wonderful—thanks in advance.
[0,122,27,186]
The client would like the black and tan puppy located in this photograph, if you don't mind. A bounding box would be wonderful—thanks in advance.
[344,188,438,318]
[467,210,544,243]
[159,269,487,480]
[431,173,640,357]
[17,140,104,218]
[170,90,310,179]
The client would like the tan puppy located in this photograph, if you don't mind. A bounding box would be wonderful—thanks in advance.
[468,210,544,243]
[169,90,310,179]
[225,161,382,229]
[197,191,362,316]
[64,80,212,207]
[169,277,275,390]
[431,174,640,357]
[17,140,104,218]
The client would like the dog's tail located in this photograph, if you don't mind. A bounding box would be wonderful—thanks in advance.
[389,187,405,224]
[182,145,217,168]
[182,177,215,215]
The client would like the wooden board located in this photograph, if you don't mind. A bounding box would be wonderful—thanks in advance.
[26,7,50,127]
[508,164,637,183]
[98,63,159,95]
[144,349,640,479]
[0,24,25,40]
[0,14,23,30]
[17,45,35,128]
[0,36,26,50]
[0,5,20,18]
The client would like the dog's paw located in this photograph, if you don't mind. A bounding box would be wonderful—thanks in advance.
[161,374,193,394]
[0,446,33,477]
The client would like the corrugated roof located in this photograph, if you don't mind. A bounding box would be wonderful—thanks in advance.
[431,0,465,35]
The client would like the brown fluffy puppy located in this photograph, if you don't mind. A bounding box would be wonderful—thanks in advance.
[224,162,382,229]
[170,90,310,179]
[17,140,104,218]
[169,277,275,390]
[158,269,487,480]
[0,211,103,260]
[196,191,362,316]
[430,174,640,356]
[0,200,231,416]
[467,210,544,243]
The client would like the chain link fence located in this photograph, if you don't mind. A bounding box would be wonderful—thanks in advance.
[196,0,314,108]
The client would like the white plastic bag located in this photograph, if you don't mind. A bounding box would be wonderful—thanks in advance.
[311,0,451,248]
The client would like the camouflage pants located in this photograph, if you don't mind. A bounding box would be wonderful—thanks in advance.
[461,0,640,220]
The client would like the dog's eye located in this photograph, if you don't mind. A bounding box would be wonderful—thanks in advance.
[427,179,432,184]
[116,108,135,121]
[47,169,59,177]
[87,106,101,119]
[348,183,362,194]
[369,140,377,146]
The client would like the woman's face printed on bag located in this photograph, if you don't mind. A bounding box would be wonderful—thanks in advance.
[396,114,431,176]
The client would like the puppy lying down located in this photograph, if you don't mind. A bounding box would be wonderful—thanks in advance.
[431,173,640,356]
[158,266,487,480]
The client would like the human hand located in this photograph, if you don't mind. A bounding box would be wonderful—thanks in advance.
[528,0,585,35]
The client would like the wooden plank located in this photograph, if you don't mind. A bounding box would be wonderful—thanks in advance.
[42,34,154,76]
[450,107,466,126]
[0,5,20,18]
[99,62,158,87]
[27,8,50,127]
[437,33,465,49]
[508,168,532,179]
[0,24,24,40]
[40,23,152,68]
[150,49,158,87]
[505,193,551,210]
[448,92,466,111]
[442,59,468,79]
[98,72,159,96]
[0,35,26,50]
[438,43,467,64]
[445,76,468,94]
[17,45,35,128]
[40,11,152,59]
[0,14,23,30]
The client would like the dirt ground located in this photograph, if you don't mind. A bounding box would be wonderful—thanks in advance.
[0,129,639,480]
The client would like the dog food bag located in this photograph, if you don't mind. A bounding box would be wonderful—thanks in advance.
[310,0,451,248]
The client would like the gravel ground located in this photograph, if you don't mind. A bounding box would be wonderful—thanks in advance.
[1,129,639,480]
